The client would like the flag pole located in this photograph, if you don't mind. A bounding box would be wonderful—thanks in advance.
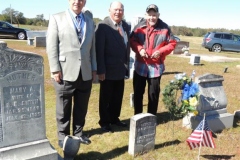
[198,113,206,160]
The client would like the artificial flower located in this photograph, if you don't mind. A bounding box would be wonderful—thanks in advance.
[193,110,198,116]
[162,72,199,117]
[189,96,198,107]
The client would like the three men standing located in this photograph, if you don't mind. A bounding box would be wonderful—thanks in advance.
[47,0,176,149]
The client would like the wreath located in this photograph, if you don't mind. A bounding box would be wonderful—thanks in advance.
[162,72,199,117]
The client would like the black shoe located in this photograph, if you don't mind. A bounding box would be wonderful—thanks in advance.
[112,121,127,127]
[101,125,113,133]
[79,135,91,145]
[58,140,63,148]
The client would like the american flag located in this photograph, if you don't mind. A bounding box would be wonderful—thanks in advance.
[187,119,216,150]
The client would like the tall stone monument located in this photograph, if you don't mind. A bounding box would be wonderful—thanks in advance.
[183,73,234,132]
[128,113,157,156]
[0,41,58,160]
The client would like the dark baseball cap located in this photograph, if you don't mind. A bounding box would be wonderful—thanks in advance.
[146,4,159,13]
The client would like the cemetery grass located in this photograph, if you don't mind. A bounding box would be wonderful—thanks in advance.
[4,38,240,160]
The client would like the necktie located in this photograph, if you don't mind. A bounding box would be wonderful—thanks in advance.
[117,25,124,37]
[116,24,125,45]
[76,16,83,43]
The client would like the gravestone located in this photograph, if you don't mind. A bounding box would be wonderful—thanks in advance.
[190,54,201,65]
[128,113,157,156]
[234,110,240,118]
[129,50,135,79]
[34,37,46,47]
[130,93,134,107]
[0,41,58,160]
[183,73,234,132]
[26,31,47,46]
[129,50,135,107]
[173,41,189,54]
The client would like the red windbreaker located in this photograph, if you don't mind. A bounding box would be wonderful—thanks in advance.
[130,19,177,65]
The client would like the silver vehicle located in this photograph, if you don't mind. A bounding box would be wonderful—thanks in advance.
[202,32,240,52]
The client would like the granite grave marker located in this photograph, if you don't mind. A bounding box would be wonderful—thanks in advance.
[183,73,234,132]
[173,41,189,54]
[0,41,58,160]
[190,54,201,65]
[34,36,46,47]
[26,31,46,46]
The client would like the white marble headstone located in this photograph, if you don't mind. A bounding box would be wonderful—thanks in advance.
[128,113,156,156]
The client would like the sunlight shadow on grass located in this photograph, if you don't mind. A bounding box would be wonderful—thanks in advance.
[155,139,181,149]
[75,145,128,160]
[84,118,130,137]
[201,154,235,160]
[76,140,181,160]
[162,71,183,75]
[156,111,182,125]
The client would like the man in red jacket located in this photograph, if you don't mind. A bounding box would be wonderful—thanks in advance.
[130,4,177,115]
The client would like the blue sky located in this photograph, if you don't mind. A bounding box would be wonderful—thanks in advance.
[0,0,240,29]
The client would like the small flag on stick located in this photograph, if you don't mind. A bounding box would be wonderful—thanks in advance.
[186,118,216,150]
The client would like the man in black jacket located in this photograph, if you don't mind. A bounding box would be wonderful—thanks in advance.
[95,1,130,132]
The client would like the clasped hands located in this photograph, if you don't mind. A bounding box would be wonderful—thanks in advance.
[139,49,160,59]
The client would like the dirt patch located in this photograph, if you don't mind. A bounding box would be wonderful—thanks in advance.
[174,54,240,62]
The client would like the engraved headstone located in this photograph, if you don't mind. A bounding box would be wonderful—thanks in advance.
[26,31,47,46]
[190,54,201,65]
[183,73,234,132]
[0,41,58,160]
[128,113,157,156]
[34,37,46,47]
[173,41,189,54]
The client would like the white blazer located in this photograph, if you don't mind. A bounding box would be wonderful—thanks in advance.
[47,10,97,81]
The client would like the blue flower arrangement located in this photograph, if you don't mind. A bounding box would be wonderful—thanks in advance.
[162,71,199,117]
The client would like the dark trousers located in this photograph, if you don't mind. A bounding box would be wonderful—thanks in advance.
[98,79,124,127]
[133,71,161,115]
[53,72,92,140]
